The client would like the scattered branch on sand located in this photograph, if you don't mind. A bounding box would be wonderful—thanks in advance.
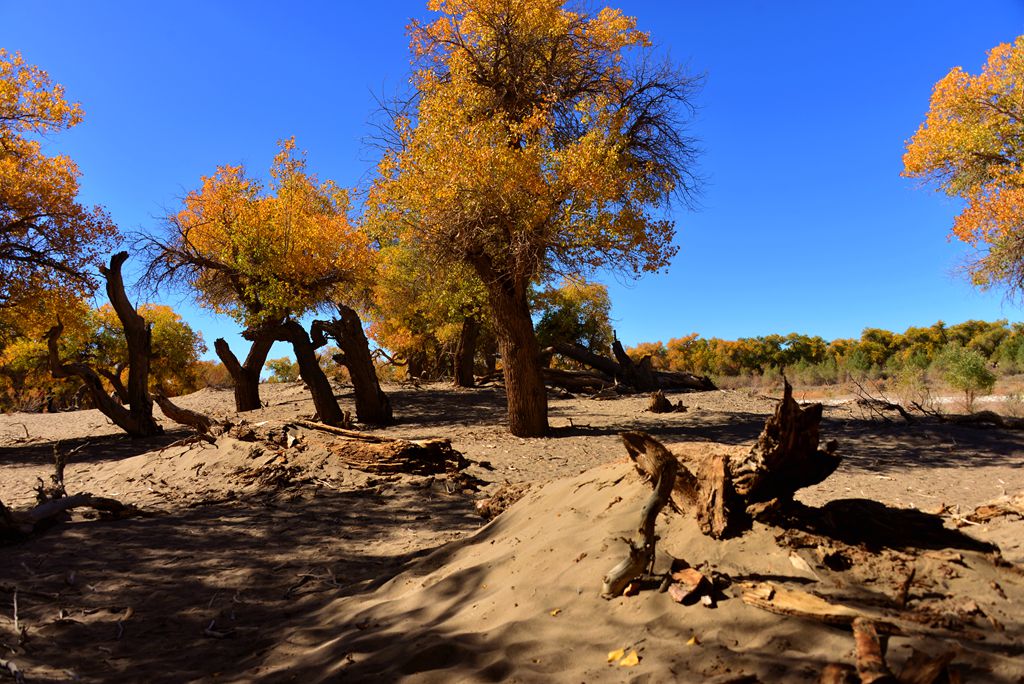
[851,379,914,423]
[602,433,677,598]
[968,492,1024,522]
[941,410,1024,430]
[0,657,25,684]
[852,618,895,684]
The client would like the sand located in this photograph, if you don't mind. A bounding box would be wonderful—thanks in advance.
[1,382,1023,682]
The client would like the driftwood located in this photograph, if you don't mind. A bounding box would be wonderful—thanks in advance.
[626,380,841,539]
[852,618,896,684]
[602,433,678,598]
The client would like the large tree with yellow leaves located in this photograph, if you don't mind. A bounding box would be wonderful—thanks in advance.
[371,0,701,436]
[904,36,1024,295]
[0,49,117,310]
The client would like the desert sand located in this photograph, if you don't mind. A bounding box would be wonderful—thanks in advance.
[1,382,1023,682]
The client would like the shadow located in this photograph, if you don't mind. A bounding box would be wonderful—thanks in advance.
[385,386,509,429]
[0,430,188,467]
[0,480,483,683]
[776,499,997,553]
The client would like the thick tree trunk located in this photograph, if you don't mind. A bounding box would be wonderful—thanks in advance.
[453,316,480,388]
[488,284,549,437]
[255,320,347,427]
[312,305,393,426]
[214,336,273,412]
[45,252,162,437]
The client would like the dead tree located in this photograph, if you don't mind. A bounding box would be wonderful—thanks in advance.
[313,304,393,426]
[45,252,162,437]
[623,380,840,539]
[214,335,275,412]
[549,339,715,392]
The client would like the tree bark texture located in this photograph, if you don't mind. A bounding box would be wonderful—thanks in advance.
[488,284,549,437]
[214,336,274,412]
[453,315,480,387]
[313,305,393,426]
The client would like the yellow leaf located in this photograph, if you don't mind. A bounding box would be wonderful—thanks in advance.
[607,647,625,663]
[618,650,640,667]
[686,635,700,646]
[549,608,561,617]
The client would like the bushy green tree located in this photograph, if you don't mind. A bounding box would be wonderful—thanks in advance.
[935,345,996,412]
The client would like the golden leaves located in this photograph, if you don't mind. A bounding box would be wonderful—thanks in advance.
[903,35,1024,293]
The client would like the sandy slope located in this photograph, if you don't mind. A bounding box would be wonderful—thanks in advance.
[1,382,1023,682]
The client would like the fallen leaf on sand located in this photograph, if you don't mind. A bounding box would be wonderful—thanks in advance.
[618,650,640,667]
[549,608,561,617]
[607,647,626,663]
[687,635,700,646]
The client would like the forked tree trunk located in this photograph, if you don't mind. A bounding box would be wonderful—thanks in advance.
[254,320,347,427]
[214,335,274,412]
[45,252,162,437]
[453,315,480,388]
[488,284,548,437]
[312,305,393,426]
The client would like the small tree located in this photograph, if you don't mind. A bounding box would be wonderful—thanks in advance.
[266,357,300,383]
[935,345,996,412]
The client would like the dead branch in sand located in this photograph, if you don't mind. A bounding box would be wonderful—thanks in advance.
[851,379,914,423]
[153,393,218,436]
[648,390,686,413]
[602,433,677,598]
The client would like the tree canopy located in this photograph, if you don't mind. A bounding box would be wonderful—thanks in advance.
[0,49,118,309]
[903,36,1024,295]
[145,138,372,329]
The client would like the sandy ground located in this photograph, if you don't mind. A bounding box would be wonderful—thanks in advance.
[1,381,1023,682]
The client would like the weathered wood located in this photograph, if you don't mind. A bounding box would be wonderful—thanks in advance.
[329,438,467,476]
[852,618,896,684]
[549,339,715,392]
[603,433,678,598]
[730,379,840,505]
[648,390,685,413]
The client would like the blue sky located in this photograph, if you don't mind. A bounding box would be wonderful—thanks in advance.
[3,1,1024,360]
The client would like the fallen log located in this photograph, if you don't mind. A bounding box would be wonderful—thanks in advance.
[292,419,470,476]
[548,340,715,392]
[2,492,140,545]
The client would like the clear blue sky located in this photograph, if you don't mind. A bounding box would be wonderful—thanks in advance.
[3,1,1024,360]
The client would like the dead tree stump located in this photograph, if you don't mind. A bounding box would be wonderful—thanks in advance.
[623,380,841,539]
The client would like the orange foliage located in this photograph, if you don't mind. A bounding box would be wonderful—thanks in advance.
[904,37,1024,292]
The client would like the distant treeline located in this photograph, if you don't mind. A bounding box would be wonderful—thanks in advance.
[627,320,1024,383]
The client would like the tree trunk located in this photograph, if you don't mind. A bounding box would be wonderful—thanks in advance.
[453,316,480,387]
[44,252,162,438]
[482,333,498,375]
[313,306,393,426]
[214,335,273,412]
[101,252,161,436]
[255,320,347,427]
[406,348,427,381]
[488,284,548,437]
